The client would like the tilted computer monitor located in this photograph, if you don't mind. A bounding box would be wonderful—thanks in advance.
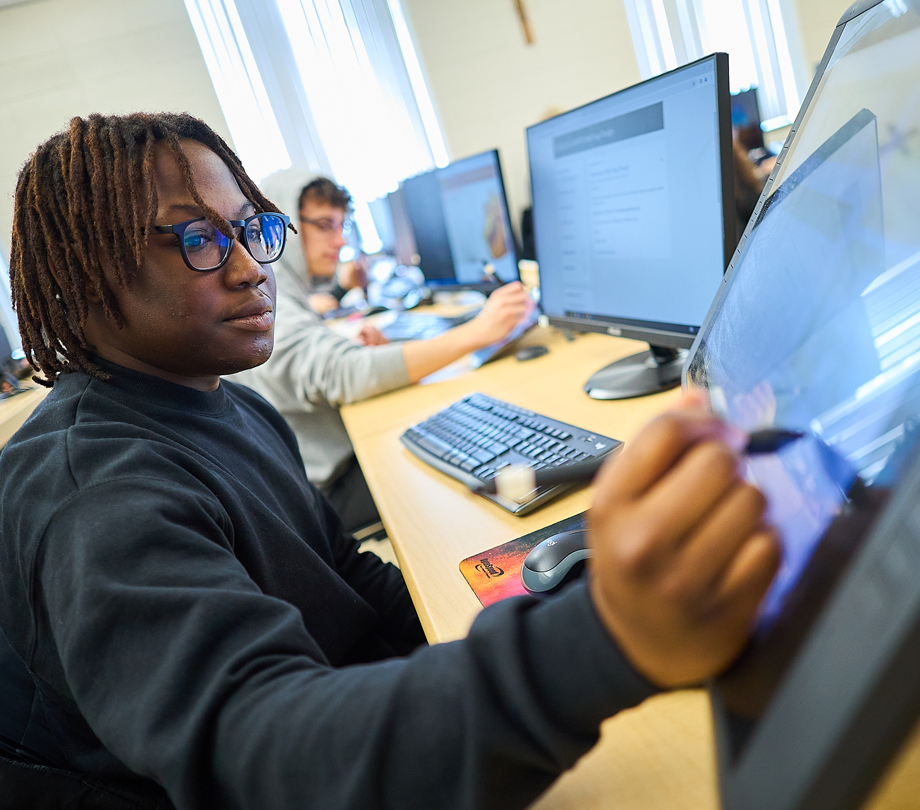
[527,52,734,399]
[399,149,520,291]
[367,188,417,268]
[386,186,418,268]
[685,2,920,808]
[0,322,13,377]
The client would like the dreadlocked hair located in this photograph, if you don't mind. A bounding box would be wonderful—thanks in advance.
[9,111,283,385]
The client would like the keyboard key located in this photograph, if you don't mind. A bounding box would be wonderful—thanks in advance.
[420,435,455,459]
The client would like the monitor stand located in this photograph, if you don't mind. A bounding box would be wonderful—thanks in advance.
[584,344,686,400]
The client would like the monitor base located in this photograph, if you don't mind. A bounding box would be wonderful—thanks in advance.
[584,346,686,400]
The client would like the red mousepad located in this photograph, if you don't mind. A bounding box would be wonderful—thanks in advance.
[459,512,587,606]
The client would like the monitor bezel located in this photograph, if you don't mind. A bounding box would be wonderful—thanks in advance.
[711,441,920,810]
[401,148,521,293]
[527,52,735,349]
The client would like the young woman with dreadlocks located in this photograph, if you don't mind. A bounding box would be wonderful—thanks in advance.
[0,112,778,810]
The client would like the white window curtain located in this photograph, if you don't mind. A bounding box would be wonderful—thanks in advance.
[183,0,293,182]
[623,0,805,129]
[273,0,448,201]
[184,0,448,250]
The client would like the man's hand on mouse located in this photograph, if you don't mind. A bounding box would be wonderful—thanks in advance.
[463,282,532,347]
[586,392,781,689]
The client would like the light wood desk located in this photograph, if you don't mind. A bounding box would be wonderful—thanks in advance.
[343,325,680,643]
[341,324,920,810]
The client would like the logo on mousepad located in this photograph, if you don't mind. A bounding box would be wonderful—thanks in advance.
[459,512,586,606]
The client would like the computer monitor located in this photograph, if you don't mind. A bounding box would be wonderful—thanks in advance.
[0,323,22,397]
[399,149,520,291]
[366,196,395,253]
[0,322,13,375]
[366,189,418,267]
[527,53,734,399]
[731,87,765,151]
[685,2,920,808]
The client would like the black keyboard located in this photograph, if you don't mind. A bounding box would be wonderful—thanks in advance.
[400,393,623,515]
[381,308,481,342]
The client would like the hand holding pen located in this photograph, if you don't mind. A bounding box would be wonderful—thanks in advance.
[582,398,781,686]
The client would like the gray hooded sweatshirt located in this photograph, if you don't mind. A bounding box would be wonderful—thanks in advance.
[230,168,409,488]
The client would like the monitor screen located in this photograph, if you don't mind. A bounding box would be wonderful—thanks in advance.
[527,53,733,399]
[528,53,733,345]
[685,2,920,808]
[399,150,519,290]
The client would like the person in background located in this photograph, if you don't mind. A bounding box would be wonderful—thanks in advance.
[295,177,367,315]
[733,137,767,239]
[232,170,532,532]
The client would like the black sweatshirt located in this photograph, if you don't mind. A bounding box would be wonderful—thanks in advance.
[0,360,656,810]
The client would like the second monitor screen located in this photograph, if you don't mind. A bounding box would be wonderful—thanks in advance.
[403,150,519,287]
[529,56,729,334]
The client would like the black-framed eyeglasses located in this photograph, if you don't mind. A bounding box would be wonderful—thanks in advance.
[154,212,291,272]
[299,216,354,237]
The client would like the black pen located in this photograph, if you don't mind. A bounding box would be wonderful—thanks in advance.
[474,427,806,502]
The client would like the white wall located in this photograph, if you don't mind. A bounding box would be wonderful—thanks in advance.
[0,0,232,266]
[400,0,640,226]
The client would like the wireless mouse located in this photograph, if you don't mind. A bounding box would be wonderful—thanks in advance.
[515,345,549,362]
[520,529,592,594]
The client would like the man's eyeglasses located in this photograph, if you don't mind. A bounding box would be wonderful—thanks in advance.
[299,216,354,238]
[154,212,291,272]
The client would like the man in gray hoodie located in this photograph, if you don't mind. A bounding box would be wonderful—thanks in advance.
[233,169,531,531]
